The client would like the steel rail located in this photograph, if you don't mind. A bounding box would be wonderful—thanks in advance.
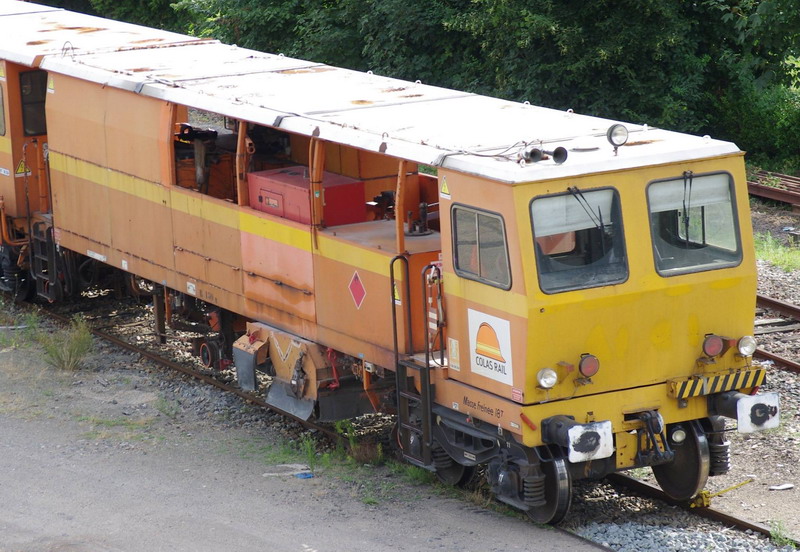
[756,294,800,321]
[755,294,800,373]
[607,474,800,547]
[748,171,800,207]
[755,348,800,374]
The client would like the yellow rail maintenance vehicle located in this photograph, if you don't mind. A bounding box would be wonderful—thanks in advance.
[0,0,779,524]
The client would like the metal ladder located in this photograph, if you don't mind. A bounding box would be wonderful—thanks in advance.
[31,221,57,301]
[390,256,438,469]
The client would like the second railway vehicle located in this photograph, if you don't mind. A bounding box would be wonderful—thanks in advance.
[0,0,780,523]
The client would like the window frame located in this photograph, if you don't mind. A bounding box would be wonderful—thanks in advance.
[646,170,743,277]
[451,203,512,290]
[20,69,48,137]
[530,186,629,294]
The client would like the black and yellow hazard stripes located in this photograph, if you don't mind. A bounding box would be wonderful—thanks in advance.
[669,368,766,399]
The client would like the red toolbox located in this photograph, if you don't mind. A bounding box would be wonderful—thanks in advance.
[247,166,366,226]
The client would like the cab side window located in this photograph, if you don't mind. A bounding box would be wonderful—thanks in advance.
[452,205,511,289]
[20,70,47,136]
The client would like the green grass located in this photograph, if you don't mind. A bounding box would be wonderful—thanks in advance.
[754,232,800,272]
[770,520,797,549]
[77,415,155,441]
[39,315,93,371]
[154,396,181,419]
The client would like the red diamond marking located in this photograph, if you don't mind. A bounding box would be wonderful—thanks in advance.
[349,271,367,309]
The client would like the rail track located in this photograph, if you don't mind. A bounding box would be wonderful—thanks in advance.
[755,294,800,374]
[748,170,800,209]
[11,291,790,547]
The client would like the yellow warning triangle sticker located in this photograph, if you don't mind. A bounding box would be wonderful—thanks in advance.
[0,65,5,80]
[440,176,451,198]
[393,282,401,305]
[47,75,55,93]
[15,159,31,175]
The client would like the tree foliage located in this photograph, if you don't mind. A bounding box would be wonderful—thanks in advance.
[30,0,800,170]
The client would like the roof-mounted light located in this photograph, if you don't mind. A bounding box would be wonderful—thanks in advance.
[606,124,628,154]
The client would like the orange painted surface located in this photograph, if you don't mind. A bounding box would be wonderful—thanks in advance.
[47,73,167,184]
[0,62,47,217]
[436,169,528,398]
[240,217,315,322]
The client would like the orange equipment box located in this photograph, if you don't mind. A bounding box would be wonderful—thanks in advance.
[247,166,366,226]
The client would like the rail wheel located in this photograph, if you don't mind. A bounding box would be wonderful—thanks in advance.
[432,444,476,487]
[652,420,710,501]
[199,340,220,370]
[526,456,572,525]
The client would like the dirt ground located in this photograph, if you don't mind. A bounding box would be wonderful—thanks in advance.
[0,343,600,552]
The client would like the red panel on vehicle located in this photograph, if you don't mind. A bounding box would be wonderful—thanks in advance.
[247,166,366,226]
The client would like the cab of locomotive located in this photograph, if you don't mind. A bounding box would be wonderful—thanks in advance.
[516,149,779,489]
[438,132,779,512]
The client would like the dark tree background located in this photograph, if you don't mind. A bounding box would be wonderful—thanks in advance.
[36,0,800,171]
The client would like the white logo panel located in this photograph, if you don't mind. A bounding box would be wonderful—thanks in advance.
[468,309,513,385]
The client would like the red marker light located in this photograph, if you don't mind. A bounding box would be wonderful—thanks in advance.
[578,354,600,378]
[702,334,725,357]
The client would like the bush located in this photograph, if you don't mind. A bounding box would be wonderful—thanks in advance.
[40,316,93,371]
[715,77,800,173]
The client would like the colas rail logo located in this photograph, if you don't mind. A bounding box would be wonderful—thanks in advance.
[468,309,513,385]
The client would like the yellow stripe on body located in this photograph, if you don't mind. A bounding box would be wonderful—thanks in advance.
[49,151,401,276]
[445,275,528,318]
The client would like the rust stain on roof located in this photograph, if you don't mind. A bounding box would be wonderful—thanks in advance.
[400,94,423,99]
[278,66,334,75]
[128,67,153,73]
[626,140,661,146]
[130,38,165,44]
[26,40,51,46]
[352,100,373,105]
[40,25,107,33]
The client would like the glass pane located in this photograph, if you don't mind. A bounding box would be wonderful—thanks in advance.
[453,206,510,288]
[532,188,628,293]
[454,208,478,276]
[648,173,741,275]
[20,70,47,136]
[478,213,510,286]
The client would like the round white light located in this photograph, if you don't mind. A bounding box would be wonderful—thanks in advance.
[536,367,558,389]
[606,124,629,147]
[670,426,687,444]
[737,335,757,356]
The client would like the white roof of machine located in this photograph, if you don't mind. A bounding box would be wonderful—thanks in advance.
[0,3,202,66]
[2,0,741,184]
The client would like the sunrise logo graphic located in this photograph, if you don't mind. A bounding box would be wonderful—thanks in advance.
[475,322,505,362]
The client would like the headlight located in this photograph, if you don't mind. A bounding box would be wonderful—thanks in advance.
[737,335,757,356]
[537,367,558,389]
[606,124,629,147]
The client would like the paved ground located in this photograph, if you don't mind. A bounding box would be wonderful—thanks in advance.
[0,344,602,552]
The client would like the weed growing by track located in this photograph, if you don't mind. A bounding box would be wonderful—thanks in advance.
[39,315,93,371]
[755,232,800,272]
[770,520,797,549]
